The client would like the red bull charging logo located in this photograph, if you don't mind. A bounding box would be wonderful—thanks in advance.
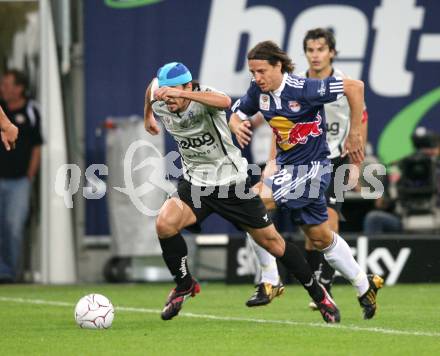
[269,114,323,151]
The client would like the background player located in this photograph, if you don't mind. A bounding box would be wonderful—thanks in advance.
[300,28,368,309]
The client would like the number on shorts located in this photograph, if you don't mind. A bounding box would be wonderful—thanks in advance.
[273,169,292,185]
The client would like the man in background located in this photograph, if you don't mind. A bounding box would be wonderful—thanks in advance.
[0,69,42,283]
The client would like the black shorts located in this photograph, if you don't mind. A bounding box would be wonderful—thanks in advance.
[175,179,272,233]
[326,155,350,214]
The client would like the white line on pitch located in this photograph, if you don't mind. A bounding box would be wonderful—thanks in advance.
[1,296,439,338]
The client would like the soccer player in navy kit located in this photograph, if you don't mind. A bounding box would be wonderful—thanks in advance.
[229,41,383,320]
[242,29,370,311]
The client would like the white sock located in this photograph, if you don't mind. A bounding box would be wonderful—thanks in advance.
[322,232,369,296]
[247,233,280,285]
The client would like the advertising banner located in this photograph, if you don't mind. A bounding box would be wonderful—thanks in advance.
[226,234,440,285]
[84,0,440,235]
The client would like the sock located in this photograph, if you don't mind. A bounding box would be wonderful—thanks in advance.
[159,233,192,291]
[247,233,280,285]
[278,241,324,302]
[305,249,323,278]
[322,232,369,296]
[319,258,335,290]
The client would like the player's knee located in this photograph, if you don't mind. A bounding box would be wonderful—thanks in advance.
[310,239,327,251]
[156,215,178,238]
[268,244,284,257]
[258,237,283,257]
[308,234,333,250]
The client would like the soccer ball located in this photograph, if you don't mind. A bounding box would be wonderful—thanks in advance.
[74,293,114,329]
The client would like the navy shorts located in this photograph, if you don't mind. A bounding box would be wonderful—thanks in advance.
[264,161,331,226]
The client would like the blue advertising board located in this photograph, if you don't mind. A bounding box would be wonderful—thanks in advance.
[84,0,440,235]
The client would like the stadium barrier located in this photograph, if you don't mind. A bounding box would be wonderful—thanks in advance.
[193,234,440,286]
[100,233,440,285]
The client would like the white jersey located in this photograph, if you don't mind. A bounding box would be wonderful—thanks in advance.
[298,68,353,159]
[152,85,248,186]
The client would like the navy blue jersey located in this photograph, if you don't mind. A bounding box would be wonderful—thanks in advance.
[232,73,344,165]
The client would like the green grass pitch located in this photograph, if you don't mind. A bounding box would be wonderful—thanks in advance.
[1,283,439,355]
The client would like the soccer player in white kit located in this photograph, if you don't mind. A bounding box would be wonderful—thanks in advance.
[300,28,369,310]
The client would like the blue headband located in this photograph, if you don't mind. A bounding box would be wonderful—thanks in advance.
[157,62,192,87]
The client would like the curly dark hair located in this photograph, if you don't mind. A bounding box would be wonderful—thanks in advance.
[247,41,294,73]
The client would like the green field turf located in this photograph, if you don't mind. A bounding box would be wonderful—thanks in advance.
[1,283,439,355]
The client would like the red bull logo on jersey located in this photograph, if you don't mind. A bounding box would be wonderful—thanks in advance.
[269,114,323,151]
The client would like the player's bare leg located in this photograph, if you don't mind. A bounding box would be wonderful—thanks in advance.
[156,197,197,237]
[156,198,201,320]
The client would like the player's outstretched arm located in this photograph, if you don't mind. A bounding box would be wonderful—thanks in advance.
[0,104,18,151]
[343,78,365,164]
[155,86,231,110]
[183,89,231,109]
[229,113,253,148]
[144,79,160,135]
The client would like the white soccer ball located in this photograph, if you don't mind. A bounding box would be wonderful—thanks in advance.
[74,293,114,329]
